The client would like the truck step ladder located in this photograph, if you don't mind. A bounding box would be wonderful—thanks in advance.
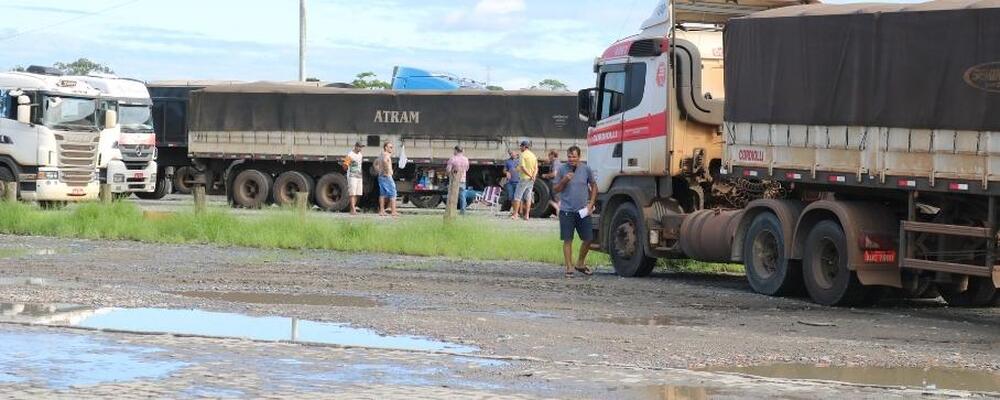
[898,193,1000,280]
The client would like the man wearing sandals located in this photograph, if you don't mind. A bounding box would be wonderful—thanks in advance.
[553,146,597,277]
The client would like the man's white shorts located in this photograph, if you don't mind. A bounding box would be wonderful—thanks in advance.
[514,179,534,202]
[348,177,363,196]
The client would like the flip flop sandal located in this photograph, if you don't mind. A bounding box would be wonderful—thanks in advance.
[564,271,574,278]
[574,266,593,276]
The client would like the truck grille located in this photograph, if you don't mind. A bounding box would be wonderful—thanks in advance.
[119,144,155,163]
[55,133,99,188]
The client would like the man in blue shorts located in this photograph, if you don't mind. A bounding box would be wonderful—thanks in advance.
[553,145,597,278]
[377,142,399,217]
[504,150,519,203]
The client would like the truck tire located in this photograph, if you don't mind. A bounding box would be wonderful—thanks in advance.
[0,167,15,200]
[174,166,196,195]
[410,194,442,209]
[529,179,552,218]
[273,171,314,207]
[232,169,272,209]
[802,220,868,306]
[314,172,349,212]
[608,202,656,277]
[136,171,170,200]
[742,212,800,296]
[939,277,1000,307]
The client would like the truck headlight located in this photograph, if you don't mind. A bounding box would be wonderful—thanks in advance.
[36,171,59,180]
[113,174,125,183]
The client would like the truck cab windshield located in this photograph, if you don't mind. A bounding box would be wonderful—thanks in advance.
[41,96,98,131]
[119,104,154,133]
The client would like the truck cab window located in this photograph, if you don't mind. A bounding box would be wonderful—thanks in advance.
[0,90,7,118]
[599,71,626,120]
[625,63,647,110]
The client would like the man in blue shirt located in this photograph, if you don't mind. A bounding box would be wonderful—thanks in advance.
[503,150,520,203]
[553,145,597,278]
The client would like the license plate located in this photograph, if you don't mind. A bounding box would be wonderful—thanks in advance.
[133,172,145,179]
[71,188,85,195]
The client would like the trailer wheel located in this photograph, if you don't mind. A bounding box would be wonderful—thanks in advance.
[273,171,314,207]
[315,172,349,212]
[608,202,656,277]
[232,169,272,209]
[802,220,867,306]
[939,277,999,307]
[410,194,442,209]
[136,171,170,200]
[173,166,196,195]
[0,167,16,200]
[529,179,552,218]
[742,212,800,296]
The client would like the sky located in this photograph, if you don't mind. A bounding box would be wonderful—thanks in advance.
[0,0,916,91]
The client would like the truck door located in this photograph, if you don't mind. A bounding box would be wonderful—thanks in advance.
[0,90,38,166]
[588,65,627,189]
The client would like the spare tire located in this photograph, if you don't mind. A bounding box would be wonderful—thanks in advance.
[315,172,349,212]
[232,169,272,209]
[273,171,314,207]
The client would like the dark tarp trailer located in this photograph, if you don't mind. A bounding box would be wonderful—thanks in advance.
[724,0,1000,131]
[188,84,585,140]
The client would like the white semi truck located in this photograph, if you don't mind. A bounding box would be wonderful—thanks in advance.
[74,75,157,197]
[580,0,1000,307]
[0,67,105,205]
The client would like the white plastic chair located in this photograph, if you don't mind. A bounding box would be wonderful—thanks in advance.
[472,186,503,215]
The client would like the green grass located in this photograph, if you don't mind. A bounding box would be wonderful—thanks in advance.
[0,202,610,266]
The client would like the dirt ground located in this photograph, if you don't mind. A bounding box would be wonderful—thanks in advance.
[1,226,999,398]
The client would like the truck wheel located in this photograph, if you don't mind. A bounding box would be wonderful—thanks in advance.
[529,180,552,218]
[410,194,442,209]
[939,277,999,307]
[232,169,272,209]
[742,212,800,296]
[314,172,349,212]
[174,166,196,195]
[608,202,656,277]
[136,171,170,200]
[0,167,15,200]
[802,220,868,306]
[273,171,314,207]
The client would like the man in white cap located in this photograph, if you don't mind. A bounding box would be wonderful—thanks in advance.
[345,141,365,215]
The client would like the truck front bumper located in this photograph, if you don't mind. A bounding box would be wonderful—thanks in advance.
[107,160,157,193]
[20,168,99,202]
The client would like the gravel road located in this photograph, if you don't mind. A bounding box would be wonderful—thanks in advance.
[0,201,998,398]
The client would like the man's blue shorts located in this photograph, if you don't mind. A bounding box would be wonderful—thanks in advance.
[378,175,397,198]
[506,182,519,201]
[559,211,594,242]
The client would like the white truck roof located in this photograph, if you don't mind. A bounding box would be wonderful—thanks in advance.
[70,75,151,105]
[0,72,102,98]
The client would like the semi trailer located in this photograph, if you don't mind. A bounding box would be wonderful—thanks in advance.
[580,0,1000,307]
[0,67,105,205]
[73,75,158,197]
[186,83,586,215]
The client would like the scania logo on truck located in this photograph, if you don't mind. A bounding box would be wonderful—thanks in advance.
[374,110,420,124]
[964,62,1000,93]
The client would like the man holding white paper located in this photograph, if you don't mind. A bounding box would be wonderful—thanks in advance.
[554,145,597,278]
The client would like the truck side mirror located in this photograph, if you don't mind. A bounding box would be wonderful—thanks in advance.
[104,109,118,129]
[577,88,596,125]
[15,95,30,124]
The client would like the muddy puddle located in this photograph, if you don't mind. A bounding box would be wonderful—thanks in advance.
[712,363,1000,392]
[0,331,185,388]
[0,303,475,353]
[171,291,377,307]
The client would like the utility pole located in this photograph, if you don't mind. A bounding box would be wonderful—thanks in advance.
[299,0,306,82]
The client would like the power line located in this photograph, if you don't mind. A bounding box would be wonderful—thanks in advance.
[0,0,144,42]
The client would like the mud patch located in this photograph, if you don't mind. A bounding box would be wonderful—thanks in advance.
[590,315,699,327]
[610,384,714,400]
[0,277,50,286]
[711,363,1000,392]
[171,291,377,307]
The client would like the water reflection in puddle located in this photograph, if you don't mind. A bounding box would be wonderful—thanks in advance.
[0,331,185,388]
[0,303,475,353]
[172,291,377,307]
[609,385,712,400]
[712,364,1000,392]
